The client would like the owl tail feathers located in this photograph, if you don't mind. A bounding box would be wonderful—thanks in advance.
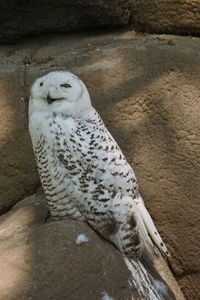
[124,256,176,300]
[135,196,170,259]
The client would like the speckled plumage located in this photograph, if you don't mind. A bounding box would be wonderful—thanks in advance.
[29,71,175,300]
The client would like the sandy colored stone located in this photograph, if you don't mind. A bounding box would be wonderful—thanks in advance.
[0,31,200,298]
[0,64,39,214]
[131,0,200,35]
[0,192,137,300]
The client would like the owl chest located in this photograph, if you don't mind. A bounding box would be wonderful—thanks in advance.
[34,117,136,215]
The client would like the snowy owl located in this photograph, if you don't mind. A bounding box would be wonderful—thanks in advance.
[29,71,175,300]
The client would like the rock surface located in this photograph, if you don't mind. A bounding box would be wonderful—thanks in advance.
[0,0,132,44]
[1,1,200,43]
[0,192,184,300]
[0,192,135,300]
[131,0,200,35]
[0,65,39,213]
[0,30,200,299]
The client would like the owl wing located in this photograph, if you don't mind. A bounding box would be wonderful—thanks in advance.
[53,114,138,197]
[53,114,170,258]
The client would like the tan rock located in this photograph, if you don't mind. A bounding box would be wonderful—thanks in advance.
[0,65,39,213]
[131,0,200,35]
[0,192,136,300]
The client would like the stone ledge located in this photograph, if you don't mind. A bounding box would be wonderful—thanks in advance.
[0,0,132,44]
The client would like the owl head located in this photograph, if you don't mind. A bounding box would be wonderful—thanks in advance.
[29,71,92,118]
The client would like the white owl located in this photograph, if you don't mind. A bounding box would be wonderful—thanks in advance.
[29,71,175,300]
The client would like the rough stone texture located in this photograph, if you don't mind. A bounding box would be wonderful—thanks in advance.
[131,0,200,35]
[0,192,136,300]
[1,1,200,44]
[0,64,39,214]
[0,31,200,299]
[0,192,184,300]
[0,0,132,44]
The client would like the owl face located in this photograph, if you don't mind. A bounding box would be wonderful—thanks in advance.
[29,71,92,117]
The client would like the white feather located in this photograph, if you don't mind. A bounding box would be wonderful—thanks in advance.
[124,256,163,300]
[101,291,115,300]
[135,196,170,257]
[75,233,90,245]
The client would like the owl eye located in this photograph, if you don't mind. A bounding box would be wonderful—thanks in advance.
[40,82,43,87]
[60,83,72,88]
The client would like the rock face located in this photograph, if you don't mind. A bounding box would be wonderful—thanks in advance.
[0,192,136,300]
[0,65,39,213]
[1,1,200,43]
[0,31,200,299]
[0,0,132,43]
[131,0,200,35]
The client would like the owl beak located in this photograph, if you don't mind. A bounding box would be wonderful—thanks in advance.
[47,93,65,104]
[47,93,55,104]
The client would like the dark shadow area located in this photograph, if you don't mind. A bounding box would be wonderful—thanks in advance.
[0,0,132,44]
